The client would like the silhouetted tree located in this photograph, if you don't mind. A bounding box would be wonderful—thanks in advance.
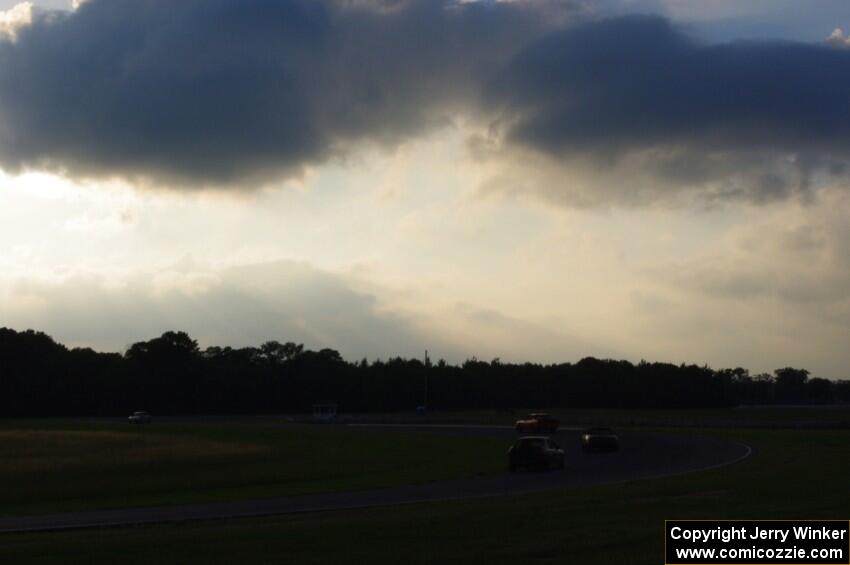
[774,367,810,404]
[125,331,199,366]
[0,326,847,417]
[259,341,303,365]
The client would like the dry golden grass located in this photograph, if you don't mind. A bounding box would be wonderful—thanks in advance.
[0,422,507,516]
[0,430,266,473]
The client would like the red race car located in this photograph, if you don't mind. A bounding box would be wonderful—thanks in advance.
[515,413,559,434]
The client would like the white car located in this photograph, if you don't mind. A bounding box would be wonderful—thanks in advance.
[128,411,152,424]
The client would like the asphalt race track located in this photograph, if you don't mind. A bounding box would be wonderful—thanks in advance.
[0,426,751,534]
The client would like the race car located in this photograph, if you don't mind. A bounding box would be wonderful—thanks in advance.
[515,412,559,434]
[508,436,565,472]
[128,411,152,424]
[581,427,620,452]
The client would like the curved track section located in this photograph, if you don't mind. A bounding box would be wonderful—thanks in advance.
[0,427,750,534]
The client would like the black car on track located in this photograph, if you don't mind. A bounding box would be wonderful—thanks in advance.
[508,436,565,472]
[581,427,619,452]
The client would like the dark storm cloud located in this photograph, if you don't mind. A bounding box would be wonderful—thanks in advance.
[486,15,850,202]
[4,3,850,200]
[0,0,546,186]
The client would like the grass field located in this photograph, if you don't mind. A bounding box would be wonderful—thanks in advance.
[0,418,506,516]
[2,424,848,564]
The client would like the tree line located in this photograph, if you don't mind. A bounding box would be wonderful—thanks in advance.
[0,327,848,417]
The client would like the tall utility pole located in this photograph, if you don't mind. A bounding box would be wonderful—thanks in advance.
[424,350,429,411]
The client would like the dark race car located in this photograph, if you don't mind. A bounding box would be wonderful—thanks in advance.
[128,411,152,424]
[514,413,559,434]
[581,427,619,452]
[508,436,565,472]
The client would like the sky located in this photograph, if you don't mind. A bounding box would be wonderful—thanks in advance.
[2,0,850,377]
